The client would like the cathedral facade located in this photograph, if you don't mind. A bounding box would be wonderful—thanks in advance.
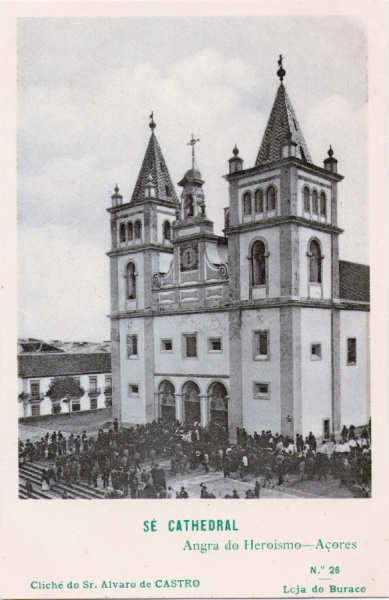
[107,64,369,441]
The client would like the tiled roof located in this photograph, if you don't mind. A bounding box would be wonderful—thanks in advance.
[339,260,370,302]
[18,353,111,379]
[130,132,179,205]
[256,83,311,166]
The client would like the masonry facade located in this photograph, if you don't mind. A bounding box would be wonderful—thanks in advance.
[107,69,369,441]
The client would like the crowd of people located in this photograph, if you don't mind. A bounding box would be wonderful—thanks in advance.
[19,418,371,498]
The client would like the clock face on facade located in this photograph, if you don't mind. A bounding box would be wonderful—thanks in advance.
[180,244,198,271]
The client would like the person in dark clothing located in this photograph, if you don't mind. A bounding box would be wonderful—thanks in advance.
[254,480,261,499]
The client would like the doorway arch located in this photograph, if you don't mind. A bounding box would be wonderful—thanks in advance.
[208,382,228,428]
[158,380,176,421]
[182,381,201,425]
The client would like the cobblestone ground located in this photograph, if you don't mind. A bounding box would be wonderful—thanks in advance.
[19,409,113,441]
[165,468,354,499]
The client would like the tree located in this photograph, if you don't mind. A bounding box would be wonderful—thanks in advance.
[46,377,84,402]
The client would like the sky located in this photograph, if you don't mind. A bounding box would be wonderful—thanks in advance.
[18,16,368,342]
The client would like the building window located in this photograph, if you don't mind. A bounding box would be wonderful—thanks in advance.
[311,343,322,360]
[163,220,171,241]
[161,338,173,352]
[72,401,80,412]
[208,337,222,352]
[160,162,165,172]
[89,376,97,392]
[183,333,197,358]
[119,223,126,243]
[165,185,171,197]
[255,189,264,213]
[320,192,327,217]
[253,382,270,400]
[243,192,252,215]
[127,334,138,358]
[31,404,40,417]
[128,384,139,396]
[90,398,98,410]
[308,240,322,283]
[134,220,142,239]
[266,186,276,211]
[252,240,267,286]
[347,338,357,365]
[126,262,136,299]
[253,331,269,360]
[30,381,40,400]
[127,222,133,241]
[303,186,310,212]
[312,190,319,215]
[105,376,112,392]
[52,403,61,415]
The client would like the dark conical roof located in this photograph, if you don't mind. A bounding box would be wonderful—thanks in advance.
[130,131,179,204]
[255,83,311,166]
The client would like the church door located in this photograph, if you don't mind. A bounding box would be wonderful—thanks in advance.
[158,380,176,421]
[208,382,228,429]
[182,381,201,426]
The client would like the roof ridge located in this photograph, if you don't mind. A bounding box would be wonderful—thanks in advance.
[255,83,312,166]
[130,131,179,205]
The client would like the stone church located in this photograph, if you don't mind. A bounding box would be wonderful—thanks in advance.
[107,60,369,440]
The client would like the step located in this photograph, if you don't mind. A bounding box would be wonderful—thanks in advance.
[20,470,94,500]
[25,463,106,498]
[20,465,100,499]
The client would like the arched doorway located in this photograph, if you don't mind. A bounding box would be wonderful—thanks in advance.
[182,381,201,425]
[158,380,176,421]
[208,382,228,428]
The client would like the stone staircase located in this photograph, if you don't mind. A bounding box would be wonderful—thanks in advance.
[19,462,106,499]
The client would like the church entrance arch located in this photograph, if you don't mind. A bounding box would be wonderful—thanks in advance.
[158,380,176,421]
[182,381,201,426]
[208,382,228,429]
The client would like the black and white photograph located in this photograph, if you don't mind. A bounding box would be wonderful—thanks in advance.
[18,15,371,501]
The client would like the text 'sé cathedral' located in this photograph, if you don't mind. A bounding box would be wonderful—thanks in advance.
[107,59,369,441]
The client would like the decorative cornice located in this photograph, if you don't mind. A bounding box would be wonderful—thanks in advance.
[109,297,369,320]
[107,244,174,258]
[107,198,178,214]
[226,216,343,235]
[225,156,343,183]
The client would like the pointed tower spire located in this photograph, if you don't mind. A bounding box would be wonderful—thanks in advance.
[255,57,311,166]
[130,115,178,205]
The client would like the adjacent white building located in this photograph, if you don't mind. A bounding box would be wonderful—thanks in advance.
[18,352,112,419]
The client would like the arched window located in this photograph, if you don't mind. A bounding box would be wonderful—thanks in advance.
[163,220,171,241]
[303,187,310,212]
[255,189,264,213]
[165,185,171,197]
[320,192,326,217]
[243,192,252,215]
[252,240,267,286]
[127,222,133,241]
[119,223,126,243]
[184,195,194,217]
[159,380,175,420]
[134,220,142,240]
[266,186,276,211]
[309,240,322,284]
[126,262,136,299]
[312,190,319,215]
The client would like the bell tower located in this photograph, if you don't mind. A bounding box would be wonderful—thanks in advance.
[225,55,344,438]
[108,114,179,425]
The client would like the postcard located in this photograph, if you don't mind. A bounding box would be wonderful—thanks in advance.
[0,1,388,598]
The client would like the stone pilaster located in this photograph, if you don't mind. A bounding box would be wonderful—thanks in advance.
[331,308,341,433]
[280,306,302,436]
[144,315,155,422]
[228,309,243,442]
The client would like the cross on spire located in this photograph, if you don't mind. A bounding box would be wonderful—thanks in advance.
[187,133,200,170]
[277,54,286,83]
[149,111,156,131]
